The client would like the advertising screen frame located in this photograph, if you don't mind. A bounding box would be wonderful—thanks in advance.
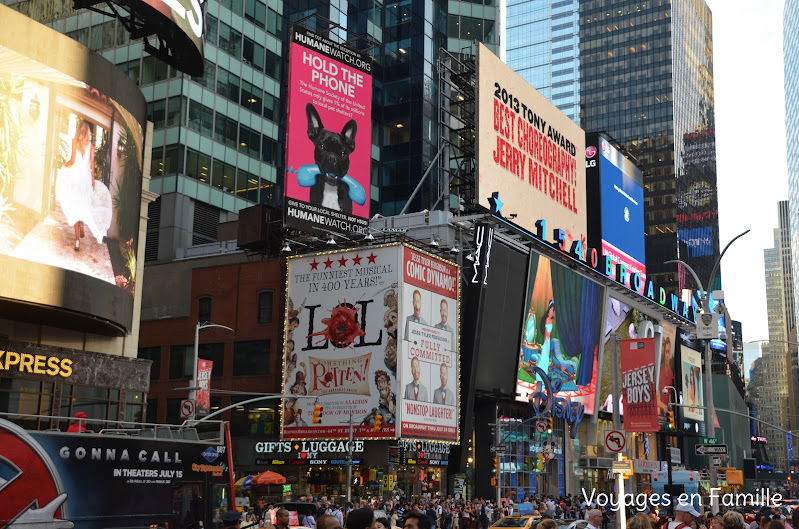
[680,345,705,422]
[282,244,401,440]
[515,249,604,412]
[620,337,659,432]
[397,246,460,442]
[0,6,146,334]
[476,43,586,251]
[283,26,373,237]
[585,134,645,292]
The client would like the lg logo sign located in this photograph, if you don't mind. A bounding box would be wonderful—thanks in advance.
[585,145,597,168]
[158,0,205,39]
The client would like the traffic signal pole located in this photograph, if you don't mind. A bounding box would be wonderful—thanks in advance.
[610,332,627,529]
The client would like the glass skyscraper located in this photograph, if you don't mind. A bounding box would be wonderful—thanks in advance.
[579,0,720,291]
[506,0,581,126]
[785,0,799,334]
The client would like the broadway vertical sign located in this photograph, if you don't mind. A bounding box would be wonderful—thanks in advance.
[620,338,658,432]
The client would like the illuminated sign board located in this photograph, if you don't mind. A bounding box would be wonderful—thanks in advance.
[585,134,645,292]
[476,43,586,250]
[74,0,205,75]
[283,26,373,237]
[0,351,73,377]
[0,6,145,333]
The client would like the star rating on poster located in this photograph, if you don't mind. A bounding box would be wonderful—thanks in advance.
[308,253,377,271]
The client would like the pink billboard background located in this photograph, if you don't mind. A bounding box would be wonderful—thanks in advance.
[284,29,372,221]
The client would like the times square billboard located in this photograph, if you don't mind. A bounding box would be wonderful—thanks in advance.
[0,6,145,333]
[282,244,460,442]
[475,43,587,251]
[283,27,373,237]
[585,134,645,293]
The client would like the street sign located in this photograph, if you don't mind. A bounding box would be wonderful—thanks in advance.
[669,447,682,465]
[491,445,507,454]
[535,421,547,434]
[611,460,633,475]
[605,430,627,453]
[696,311,720,339]
[712,456,722,466]
[695,444,728,455]
[180,399,195,418]
[702,437,719,444]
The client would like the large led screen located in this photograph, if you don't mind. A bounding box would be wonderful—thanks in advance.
[515,251,604,411]
[476,43,586,248]
[283,26,373,237]
[282,245,400,439]
[0,7,145,332]
[585,135,645,292]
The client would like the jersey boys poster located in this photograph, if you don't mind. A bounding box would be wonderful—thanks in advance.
[283,246,399,439]
[398,247,460,442]
[620,337,659,432]
[283,26,373,237]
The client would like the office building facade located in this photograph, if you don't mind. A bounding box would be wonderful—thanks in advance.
[505,0,581,125]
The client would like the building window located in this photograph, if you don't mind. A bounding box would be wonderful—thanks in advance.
[0,378,54,430]
[198,343,225,378]
[238,124,260,159]
[198,296,212,323]
[126,391,143,423]
[244,0,266,28]
[166,397,184,425]
[145,398,158,424]
[138,347,162,380]
[233,340,270,376]
[257,291,273,324]
[169,345,193,380]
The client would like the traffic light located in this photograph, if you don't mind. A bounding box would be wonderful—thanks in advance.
[313,404,323,424]
[374,414,383,432]
[492,457,498,475]
[546,417,553,434]
[666,408,675,429]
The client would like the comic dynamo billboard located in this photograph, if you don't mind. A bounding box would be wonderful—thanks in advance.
[283,26,373,237]
[283,244,460,442]
[0,6,145,333]
[476,43,586,253]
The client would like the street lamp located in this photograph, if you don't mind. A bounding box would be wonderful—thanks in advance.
[665,228,749,514]
[189,322,235,422]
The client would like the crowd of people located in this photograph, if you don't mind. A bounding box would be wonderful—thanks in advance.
[218,494,799,529]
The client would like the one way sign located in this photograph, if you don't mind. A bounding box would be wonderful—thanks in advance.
[695,444,728,455]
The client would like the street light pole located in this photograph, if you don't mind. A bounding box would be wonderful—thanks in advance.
[190,322,234,422]
[665,228,749,515]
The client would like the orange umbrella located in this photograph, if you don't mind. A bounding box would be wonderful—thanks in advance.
[251,470,286,486]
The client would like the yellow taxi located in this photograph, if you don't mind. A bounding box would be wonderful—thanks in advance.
[490,515,542,529]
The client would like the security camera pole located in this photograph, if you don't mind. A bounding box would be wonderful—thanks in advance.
[665,228,749,515]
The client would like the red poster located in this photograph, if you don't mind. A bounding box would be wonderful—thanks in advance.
[196,359,213,417]
[620,338,658,432]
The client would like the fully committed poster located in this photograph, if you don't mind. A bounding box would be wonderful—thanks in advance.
[398,247,460,441]
[283,26,372,237]
[283,246,399,439]
[620,338,658,432]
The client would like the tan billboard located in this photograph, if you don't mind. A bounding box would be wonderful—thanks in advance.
[476,43,586,249]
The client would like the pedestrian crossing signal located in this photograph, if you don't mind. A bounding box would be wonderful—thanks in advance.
[374,414,383,432]
[491,477,497,487]
[313,404,323,424]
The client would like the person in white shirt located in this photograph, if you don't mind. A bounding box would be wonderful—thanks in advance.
[587,510,603,529]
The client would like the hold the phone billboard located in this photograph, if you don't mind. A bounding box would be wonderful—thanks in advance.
[398,246,460,442]
[283,26,373,237]
[0,7,145,333]
[283,245,400,439]
[476,43,586,250]
[515,251,604,413]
